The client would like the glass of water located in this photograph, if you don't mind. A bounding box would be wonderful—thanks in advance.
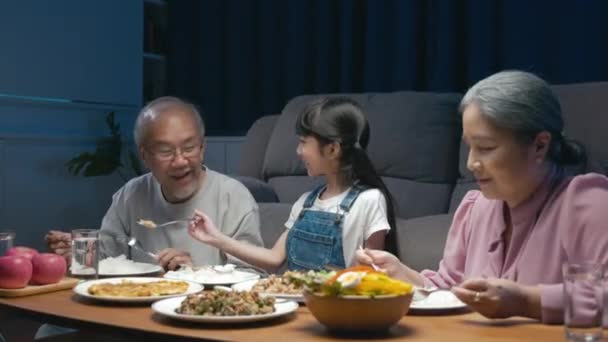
[70,229,99,279]
[0,231,15,256]
[563,262,604,342]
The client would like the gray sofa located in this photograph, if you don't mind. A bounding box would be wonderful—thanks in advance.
[235,82,608,271]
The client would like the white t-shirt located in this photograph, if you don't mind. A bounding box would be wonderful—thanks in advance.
[284,187,390,267]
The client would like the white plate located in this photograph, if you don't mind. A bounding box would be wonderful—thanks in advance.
[232,279,304,303]
[163,266,260,286]
[73,277,204,303]
[409,290,467,312]
[99,263,164,277]
[152,295,299,323]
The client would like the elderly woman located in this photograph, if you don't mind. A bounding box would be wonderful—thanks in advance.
[358,70,608,323]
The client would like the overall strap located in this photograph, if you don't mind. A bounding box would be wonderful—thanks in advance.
[338,183,369,213]
[302,185,326,209]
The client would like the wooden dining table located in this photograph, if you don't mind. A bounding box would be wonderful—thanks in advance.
[0,288,567,342]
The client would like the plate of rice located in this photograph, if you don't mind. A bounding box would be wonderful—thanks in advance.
[97,255,163,277]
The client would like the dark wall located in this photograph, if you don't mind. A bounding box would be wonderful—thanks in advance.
[0,0,142,250]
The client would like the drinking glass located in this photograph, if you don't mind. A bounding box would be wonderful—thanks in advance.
[70,229,99,279]
[0,231,15,256]
[563,262,603,342]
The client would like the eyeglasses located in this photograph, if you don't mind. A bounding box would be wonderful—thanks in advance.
[147,143,202,162]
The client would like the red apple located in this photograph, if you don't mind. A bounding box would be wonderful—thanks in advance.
[0,256,33,289]
[6,246,39,260]
[30,253,67,285]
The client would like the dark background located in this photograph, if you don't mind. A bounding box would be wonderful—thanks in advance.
[167,0,608,135]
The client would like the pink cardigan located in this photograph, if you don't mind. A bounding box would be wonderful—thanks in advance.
[421,172,608,323]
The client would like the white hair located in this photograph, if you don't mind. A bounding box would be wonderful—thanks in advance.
[133,96,205,147]
[460,70,585,166]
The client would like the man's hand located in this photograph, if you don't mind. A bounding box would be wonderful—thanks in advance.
[157,248,193,271]
[45,230,72,265]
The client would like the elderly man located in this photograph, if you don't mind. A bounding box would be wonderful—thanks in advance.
[46,96,263,270]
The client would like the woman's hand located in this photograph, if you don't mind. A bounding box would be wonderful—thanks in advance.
[452,277,540,319]
[188,209,223,247]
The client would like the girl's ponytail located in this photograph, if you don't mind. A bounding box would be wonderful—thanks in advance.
[350,145,398,255]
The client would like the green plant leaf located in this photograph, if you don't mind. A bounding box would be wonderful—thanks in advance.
[127,149,144,176]
[66,152,95,176]
[83,154,121,176]
[106,111,121,137]
[67,111,136,180]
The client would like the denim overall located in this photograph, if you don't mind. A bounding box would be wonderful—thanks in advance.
[286,184,366,271]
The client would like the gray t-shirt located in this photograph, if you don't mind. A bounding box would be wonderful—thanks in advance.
[99,167,263,266]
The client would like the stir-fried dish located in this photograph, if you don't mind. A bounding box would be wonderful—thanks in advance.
[251,271,309,294]
[176,290,275,316]
[88,280,189,297]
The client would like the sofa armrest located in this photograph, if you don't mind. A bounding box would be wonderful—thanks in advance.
[395,213,453,272]
[232,175,279,203]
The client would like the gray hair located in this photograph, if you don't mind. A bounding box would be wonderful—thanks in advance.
[460,70,585,167]
[134,96,205,147]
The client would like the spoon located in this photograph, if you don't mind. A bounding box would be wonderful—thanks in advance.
[126,237,158,259]
[137,218,191,229]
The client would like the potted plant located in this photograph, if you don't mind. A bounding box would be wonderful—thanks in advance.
[66,112,143,181]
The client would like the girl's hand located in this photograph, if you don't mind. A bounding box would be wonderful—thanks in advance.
[452,277,537,319]
[188,209,223,246]
[356,249,407,279]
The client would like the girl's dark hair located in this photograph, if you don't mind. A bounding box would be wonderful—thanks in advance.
[295,97,398,254]
[460,70,587,171]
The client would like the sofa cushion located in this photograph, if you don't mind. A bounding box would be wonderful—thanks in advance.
[452,142,479,212]
[267,176,324,203]
[457,141,474,182]
[450,181,478,213]
[237,115,279,179]
[552,82,608,175]
[232,175,279,203]
[396,213,453,272]
[383,177,453,219]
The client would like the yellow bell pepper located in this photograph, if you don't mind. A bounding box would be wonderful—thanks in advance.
[340,271,413,296]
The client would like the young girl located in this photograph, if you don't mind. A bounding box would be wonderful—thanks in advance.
[188,97,396,272]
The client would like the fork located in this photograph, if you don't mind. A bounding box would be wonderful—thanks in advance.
[413,286,441,301]
[137,219,191,229]
[358,245,382,272]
